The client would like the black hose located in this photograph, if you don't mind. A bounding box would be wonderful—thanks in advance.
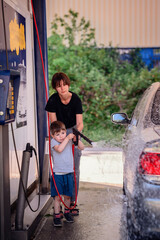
[11,122,41,212]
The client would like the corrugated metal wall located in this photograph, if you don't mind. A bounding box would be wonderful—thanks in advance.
[46,0,160,48]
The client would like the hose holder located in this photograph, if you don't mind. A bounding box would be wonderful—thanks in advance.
[15,143,36,230]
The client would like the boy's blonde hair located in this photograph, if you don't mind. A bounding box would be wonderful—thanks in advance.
[50,121,66,135]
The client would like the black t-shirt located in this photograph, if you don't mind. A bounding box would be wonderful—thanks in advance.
[45,91,83,129]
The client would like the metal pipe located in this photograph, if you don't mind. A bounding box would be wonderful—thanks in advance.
[42,137,49,194]
[0,125,11,240]
[15,144,31,230]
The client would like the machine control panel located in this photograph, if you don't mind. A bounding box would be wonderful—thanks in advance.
[0,70,20,124]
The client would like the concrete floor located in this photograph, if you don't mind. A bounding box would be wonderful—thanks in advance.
[28,147,160,240]
[31,182,124,240]
[31,147,124,240]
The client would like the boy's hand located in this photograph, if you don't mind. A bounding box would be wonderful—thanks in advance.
[67,133,74,140]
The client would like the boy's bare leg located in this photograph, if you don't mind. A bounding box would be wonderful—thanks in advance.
[64,195,71,208]
[53,195,62,226]
[54,195,61,214]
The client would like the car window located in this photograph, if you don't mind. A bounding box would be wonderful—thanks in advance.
[151,89,160,125]
[130,87,151,127]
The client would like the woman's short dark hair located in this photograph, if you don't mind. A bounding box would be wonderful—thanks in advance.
[50,121,66,135]
[52,72,70,89]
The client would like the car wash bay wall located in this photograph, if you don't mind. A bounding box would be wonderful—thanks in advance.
[0,0,38,204]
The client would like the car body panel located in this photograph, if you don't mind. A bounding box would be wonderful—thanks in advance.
[111,82,160,237]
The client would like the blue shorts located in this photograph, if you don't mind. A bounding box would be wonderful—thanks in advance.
[50,173,74,197]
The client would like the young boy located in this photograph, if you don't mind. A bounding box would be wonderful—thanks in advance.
[50,120,84,227]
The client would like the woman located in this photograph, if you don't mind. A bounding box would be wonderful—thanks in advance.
[45,72,83,215]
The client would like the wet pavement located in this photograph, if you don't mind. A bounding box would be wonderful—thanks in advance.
[30,147,125,240]
[30,146,160,240]
[31,182,124,240]
[12,147,160,240]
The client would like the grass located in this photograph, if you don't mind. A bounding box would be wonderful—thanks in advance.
[82,126,125,148]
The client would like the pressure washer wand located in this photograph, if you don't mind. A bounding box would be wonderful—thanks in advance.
[72,128,92,146]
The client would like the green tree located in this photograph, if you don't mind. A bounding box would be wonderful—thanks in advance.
[51,9,95,47]
[48,10,160,143]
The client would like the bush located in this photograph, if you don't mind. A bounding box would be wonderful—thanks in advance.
[48,10,160,143]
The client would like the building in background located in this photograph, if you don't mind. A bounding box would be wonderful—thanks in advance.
[46,0,160,68]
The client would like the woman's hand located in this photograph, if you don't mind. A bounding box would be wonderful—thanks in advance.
[67,133,74,140]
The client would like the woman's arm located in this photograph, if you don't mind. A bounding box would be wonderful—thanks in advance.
[76,114,83,132]
[49,112,57,123]
[78,139,84,150]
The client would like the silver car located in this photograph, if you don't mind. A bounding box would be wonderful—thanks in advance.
[111,82,160,239]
